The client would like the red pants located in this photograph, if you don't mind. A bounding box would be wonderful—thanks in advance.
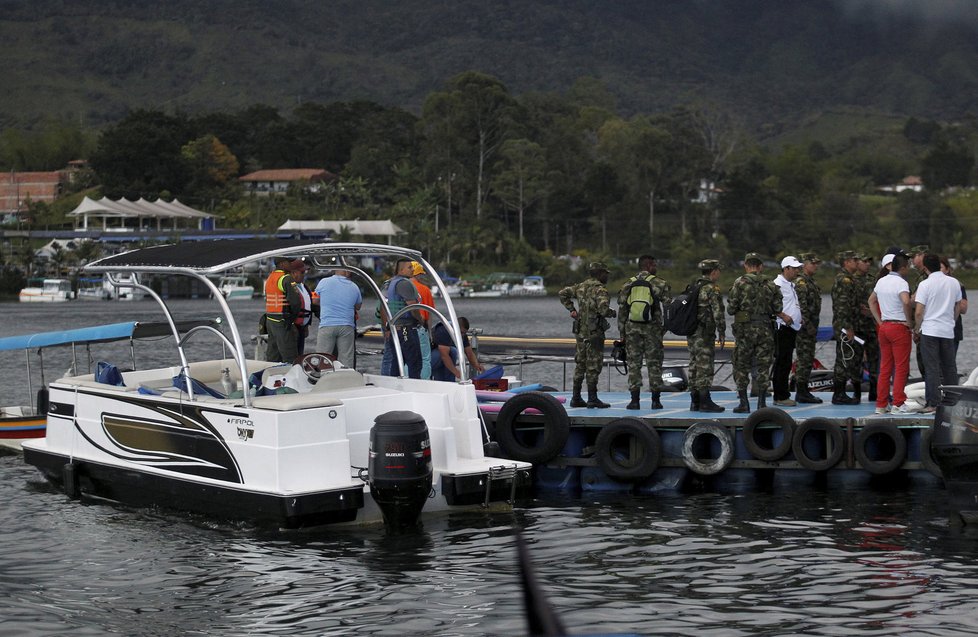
[877,322,912,408]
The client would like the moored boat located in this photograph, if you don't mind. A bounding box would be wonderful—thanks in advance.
[21,239,531,529]
[19,278,73,303]
[217,274,254,300]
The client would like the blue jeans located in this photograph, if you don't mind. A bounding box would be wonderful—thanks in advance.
[383,324,422,378]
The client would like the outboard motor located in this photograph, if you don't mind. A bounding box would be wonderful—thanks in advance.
[931,386,978,523]
[368,411,432,529]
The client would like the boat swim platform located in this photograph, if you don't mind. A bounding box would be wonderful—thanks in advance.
[479,390,942,493]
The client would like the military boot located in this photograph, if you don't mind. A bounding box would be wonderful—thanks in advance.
[831,380,858,405]
[626,388,641,410]
[867,379,877,402]
[689,389,701,411]
[795,381,823,404]
[757,391,767,409]
[650,391,663,410]
[699,389,725,413]
[586,384,611,409]
[733,390,750,414]
[851,382,862,404]
[569,380,586,408]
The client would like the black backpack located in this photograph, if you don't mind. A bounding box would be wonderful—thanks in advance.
[663,282,703,336]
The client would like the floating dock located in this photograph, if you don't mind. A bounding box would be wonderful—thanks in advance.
[479,390,941,494]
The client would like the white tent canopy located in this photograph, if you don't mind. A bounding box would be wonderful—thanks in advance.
[277,219,405,244]
[68,196,216,231]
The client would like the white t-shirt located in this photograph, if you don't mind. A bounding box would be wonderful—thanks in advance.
[915,271,962,339]
[774,274,801,331]
[873,273,910,322]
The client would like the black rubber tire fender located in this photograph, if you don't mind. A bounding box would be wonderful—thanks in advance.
[855,422,907,475]
[792,417,845,471]
[495,391,571,464]
[682,422,734,476]
[919,427,943,479]
[742,407,796,462]
[594,417,662,481]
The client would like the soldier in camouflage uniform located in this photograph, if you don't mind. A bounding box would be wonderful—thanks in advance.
[856,254,880,401]
[794,252,823,403]
[831,250,863,404]
[559,262,617,408]
[618,255,671,410]
[726,252,781,413]
[687,259,726,412]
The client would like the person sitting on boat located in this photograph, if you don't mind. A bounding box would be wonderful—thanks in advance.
[382,257,425,378]
[264,257,303,364]
[315,268,362,369]
[410,261,435,379]
[430,317,484,382]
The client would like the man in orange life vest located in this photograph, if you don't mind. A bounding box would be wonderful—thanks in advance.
[264,256,303,363]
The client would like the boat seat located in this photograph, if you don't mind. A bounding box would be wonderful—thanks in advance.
[309,368,365,393]
[247,392,343,411]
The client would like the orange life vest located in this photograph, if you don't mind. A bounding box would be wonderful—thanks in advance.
[264,269,289,314]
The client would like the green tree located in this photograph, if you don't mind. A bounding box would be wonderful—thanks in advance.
[182,134,240,199]
[491,139,548,241]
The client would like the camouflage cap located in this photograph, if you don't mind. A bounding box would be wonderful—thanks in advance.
[800,252,821,264]
[744,252,763,264]
[588,261,609,273]
[837,250,857,262]
[910,244,929,255]
[698,259,722,271]
[858,253,873,262]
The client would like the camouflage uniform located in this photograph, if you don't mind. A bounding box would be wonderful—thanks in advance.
[727,267,780,396]
[687,269,726,391]
[793,254,822,387]
[559,266,616,392]
[856,255,880,397]
[831,251,863,400]
[618,271,671,393]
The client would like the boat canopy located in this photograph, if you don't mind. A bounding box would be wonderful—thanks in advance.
[84,239,421,275]
[0,320,216,352]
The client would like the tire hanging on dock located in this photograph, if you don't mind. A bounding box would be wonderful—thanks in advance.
[594,417,662,481]
[742,408,796,462]
[792,417,845,471]
[681,422,734,476]
[855,422,907,475]
[495,392,570,464]
[918,427,942,479]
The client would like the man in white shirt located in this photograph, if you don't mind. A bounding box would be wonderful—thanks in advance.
[869,253,914,414]
[913,252,964,412]
[772,256,803,406]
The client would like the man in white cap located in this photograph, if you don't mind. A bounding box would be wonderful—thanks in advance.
[771,256,803,406]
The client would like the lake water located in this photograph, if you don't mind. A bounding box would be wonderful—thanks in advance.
[2,292,978,636]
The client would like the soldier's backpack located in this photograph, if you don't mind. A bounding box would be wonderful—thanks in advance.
[625,276,658,323]
[663,282,704,336]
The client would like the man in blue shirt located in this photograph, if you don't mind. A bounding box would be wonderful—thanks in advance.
[315,268,362,368]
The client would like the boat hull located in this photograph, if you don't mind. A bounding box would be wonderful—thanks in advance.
[931,385,978,522]
[0,412,46,451]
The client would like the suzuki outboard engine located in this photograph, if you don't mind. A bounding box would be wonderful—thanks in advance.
[368,411,432,528]
[931,386,978,523]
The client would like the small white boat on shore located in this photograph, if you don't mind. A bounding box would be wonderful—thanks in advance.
[509,275,546,296]
[19,278,73,303]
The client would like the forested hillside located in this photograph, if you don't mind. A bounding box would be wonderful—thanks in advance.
[2,0,978,131]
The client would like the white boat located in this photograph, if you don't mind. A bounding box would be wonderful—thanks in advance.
[218,275,254,301]
[509,275,546,296]
[76,277,112,301]
[22,240,531,529]
[19,278,73,303]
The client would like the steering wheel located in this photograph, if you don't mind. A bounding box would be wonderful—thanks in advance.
[299,352,336,382]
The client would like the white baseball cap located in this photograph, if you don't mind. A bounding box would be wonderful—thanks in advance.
[781,256,802,268]
[881,253,895,268]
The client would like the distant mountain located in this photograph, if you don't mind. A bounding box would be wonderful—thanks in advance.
[3,0,977,132]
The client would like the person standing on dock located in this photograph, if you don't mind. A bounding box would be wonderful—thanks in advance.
[856,253,880,402]
[913,252,963,414]
[559,262,617,408]
[869,253,915,414]
[726,253,779,413]
[771,256,803,407]
[831,250,863,405]
[618,255,671,410]
[794,253,823,403]
[687,259,726,412]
